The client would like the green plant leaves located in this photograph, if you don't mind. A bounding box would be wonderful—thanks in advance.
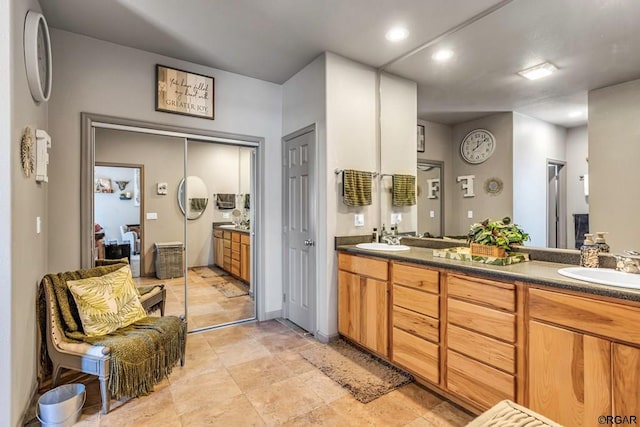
[467,217,529,251]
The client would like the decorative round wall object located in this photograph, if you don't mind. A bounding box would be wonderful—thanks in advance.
[21,127,34,177]
[24,10,53,103]
[460,129,496,164]
[484,177,503,195]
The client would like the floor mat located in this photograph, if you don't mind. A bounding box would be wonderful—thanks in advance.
[299,339,413,403]
[211,277,249,298]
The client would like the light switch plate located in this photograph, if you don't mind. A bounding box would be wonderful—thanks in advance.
[354,214,364,227]
[391,213,402,225]
[467,210,473,219]
[36,216,41,234]
[223,212,230,219]
[430,210,435,218]
[146,212,158,220]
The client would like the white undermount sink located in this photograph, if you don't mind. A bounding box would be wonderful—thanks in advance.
[355,242,411,251]
[217,224,236,229]
[557,267,640,289]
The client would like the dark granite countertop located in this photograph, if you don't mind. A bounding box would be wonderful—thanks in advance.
[212,224,250,234]
[337,245,640,304]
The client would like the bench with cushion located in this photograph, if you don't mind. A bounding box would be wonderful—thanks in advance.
[38,262,186,414]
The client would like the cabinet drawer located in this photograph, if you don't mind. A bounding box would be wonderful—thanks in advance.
[394,285,439,318]
[232,241,241,252]
[529,288,640,345]
[241,234,250,244]
[338,253,388,281]
[231,260,240,276]
[223,247,231,257]
[393,306,439,343]
[213,230,223,238]
[447,350,515,410]
[393,263,439,294]
[223,240,231,249]
[448,274,515,312]
[393,327,439,384]
[232,250,240,261]
[232,232,241,242]
[447,324,515,374]
[448,298,515,343]
[223,231,232,240]
[223,257,231,269]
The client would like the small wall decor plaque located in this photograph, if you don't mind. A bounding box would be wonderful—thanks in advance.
[156,64,214,120]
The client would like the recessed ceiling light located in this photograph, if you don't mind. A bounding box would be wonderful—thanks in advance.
[385,27,409,42]
[432,49,454,62]
[517,62,558,80]
[568,111,585,118]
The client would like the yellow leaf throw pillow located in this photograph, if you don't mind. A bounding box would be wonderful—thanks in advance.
[67,265,147,337]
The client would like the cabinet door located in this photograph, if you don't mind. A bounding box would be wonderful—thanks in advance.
[213,236,225,269]
[338,270,361,342]
[240,242,250,283]
[528,321,611,427]
[361,277,388,357]
[613,343,640,416]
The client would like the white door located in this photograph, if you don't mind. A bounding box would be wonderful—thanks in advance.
[283,126,316,333]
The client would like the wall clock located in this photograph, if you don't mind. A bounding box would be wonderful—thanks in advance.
[460,129,496,164]
[24,10,52,103]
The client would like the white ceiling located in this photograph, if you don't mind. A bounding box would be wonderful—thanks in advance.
[41,0,640,128]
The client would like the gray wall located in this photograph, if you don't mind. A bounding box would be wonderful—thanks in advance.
[450,113,514,235]
[513,113,567,247]
[565,125,589,249]
[47,30,284,316]
[589,78,640,252]
[8,0,49,424]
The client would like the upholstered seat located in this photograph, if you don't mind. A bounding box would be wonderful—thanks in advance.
[38,263,185,414]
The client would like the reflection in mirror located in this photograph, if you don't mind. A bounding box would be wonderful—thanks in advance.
[416,161,443,238]
[379,0,640,251]
[178,175,209,220]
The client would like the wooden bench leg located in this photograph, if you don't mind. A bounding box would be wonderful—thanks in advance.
[99,376,110,414]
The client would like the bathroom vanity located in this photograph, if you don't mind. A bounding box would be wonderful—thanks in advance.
[336,246,640,426]
[213,225,250,283]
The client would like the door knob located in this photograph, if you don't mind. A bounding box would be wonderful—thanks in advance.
[304,239,315,246]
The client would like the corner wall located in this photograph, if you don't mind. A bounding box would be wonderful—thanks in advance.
[9,0,49,425]
[565,125,588,249]
[589,78,640,252]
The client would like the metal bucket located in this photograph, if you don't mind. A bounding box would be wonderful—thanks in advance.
[37,383,86,427]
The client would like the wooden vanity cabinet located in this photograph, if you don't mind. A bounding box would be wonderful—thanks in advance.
[528,288,640,426]
[391,262,440,384]
[212,228,250,283]
[445,273,517,410]
[240,234,250,283]
[213,229,224,269]
[337,253,389,358]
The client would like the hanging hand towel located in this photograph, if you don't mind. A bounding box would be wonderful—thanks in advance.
[343,169,372,206]
[216,194,236,210]
[392,174,416,206]
[244,193,250,210]
[190,198,208,211]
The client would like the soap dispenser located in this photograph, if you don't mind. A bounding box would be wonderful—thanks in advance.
[595,232,610,253]
[580,233,599,268]
[372,228,378,243]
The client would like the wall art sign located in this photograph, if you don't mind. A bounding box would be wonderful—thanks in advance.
[156,64,214,119]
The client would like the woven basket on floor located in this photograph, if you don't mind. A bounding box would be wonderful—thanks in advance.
[470,243,507,258]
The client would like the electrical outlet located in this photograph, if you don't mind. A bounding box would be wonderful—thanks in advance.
[430,210,435,218]
[354,214,364,227]
[223,212,230,219]
[36,216,41,234]
[146,212,158,220]
[467,210,473,219]
[391,213,402,225]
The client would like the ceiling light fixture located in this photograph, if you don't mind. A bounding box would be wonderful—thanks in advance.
[432,49,454,62]
[568,111,584,118]
[385,27,409,42]
[517,62,558,80]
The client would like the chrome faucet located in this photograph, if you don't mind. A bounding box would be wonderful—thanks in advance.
[382,235,403,246]
[615,250,640,273]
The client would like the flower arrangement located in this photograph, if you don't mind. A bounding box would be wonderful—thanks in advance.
[467,217,530,252]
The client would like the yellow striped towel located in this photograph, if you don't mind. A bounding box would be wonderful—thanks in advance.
[343,169,372,206]
[392,174,416,206]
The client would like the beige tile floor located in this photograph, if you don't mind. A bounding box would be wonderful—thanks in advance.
[36,319,474,426]
[136,267,255,330]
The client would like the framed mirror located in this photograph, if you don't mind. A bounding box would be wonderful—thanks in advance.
[178,175,209,220]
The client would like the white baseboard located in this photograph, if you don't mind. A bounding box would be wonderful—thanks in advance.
[315,330,339,343]
[263,309,282,320]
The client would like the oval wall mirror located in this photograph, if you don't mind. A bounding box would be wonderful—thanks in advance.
[178,175,209,220]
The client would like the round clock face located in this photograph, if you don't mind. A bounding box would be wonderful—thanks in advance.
[460,129,496,164]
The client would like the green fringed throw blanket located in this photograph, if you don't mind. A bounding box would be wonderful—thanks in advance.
[38,264,186,400]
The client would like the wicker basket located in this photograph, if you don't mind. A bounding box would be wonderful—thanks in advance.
[470,243,507,258]
[154,242,184,279]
